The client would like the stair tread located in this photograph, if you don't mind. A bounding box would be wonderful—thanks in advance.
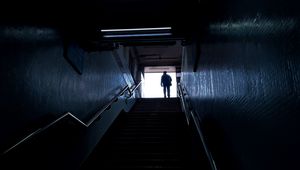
[81,98,207,170]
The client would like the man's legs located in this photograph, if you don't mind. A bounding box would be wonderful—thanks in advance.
[167,86,170,98]
[163,85,167,98]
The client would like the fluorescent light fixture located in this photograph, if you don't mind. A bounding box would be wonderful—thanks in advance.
[103,33,172,38]
[101,27,172,32]
[101,27,172,38]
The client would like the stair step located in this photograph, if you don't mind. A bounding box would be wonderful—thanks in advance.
[81,98,208,170]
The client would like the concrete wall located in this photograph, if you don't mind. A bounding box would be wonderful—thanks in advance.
[0,25,135,168]
[181,16,300,170]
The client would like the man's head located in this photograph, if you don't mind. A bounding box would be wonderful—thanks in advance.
[163,71,167,74]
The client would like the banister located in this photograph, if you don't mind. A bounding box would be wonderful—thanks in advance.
[177,83,218,170]
[3,113,72,155]
[2,84,130,155]
[177,83,190,124]
[85,85,129,126]
[128,81,142,97]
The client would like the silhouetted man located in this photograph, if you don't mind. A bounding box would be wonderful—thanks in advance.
[161,71,172,98]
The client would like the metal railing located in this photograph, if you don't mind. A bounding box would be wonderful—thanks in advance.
[128,81,142,97]
[3,82,141,155]
[177,83,218,170]
[177,83,191,125]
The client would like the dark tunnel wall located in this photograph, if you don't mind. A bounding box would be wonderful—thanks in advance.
[0,26,128,153]
[181,14,300,170]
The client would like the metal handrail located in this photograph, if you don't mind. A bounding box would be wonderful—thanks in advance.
[128,81,142,97]
[3,85,130,155]
[177,83,218,170]
[177,83,191,125]
[85,85,129,126]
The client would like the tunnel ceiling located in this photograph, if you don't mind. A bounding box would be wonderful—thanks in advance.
[1,0,298,30]
[0,0,198,38]
[132,41,182,71]
[1,0,298,71]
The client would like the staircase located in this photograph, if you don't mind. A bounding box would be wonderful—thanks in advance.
[81,98,210,169]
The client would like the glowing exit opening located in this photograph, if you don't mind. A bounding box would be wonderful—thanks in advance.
[141,66,177,98]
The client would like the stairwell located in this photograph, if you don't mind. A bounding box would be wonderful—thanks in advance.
[81,98,210,169]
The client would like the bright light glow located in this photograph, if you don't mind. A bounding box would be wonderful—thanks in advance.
[142,73,177,98]
[103,33,172,38]
[101,27,172,32]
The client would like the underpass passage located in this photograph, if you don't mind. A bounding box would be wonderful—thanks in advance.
[81,98,210,169]
[1,0,299,169]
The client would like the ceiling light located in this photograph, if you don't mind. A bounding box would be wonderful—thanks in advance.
[101,27,172,32]
[103,33,172,38]
[101,27,172,38]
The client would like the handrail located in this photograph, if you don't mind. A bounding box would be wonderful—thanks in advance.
[128,81,142,97]
[177,83,218,170]
[2,85,130,155]
[85,85,129,126]
[177,83,190,125]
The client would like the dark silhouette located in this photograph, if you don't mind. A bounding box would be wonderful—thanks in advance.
[161,71,172,98]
